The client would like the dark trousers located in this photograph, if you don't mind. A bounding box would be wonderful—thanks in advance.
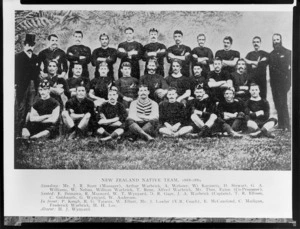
[270,79,290,129]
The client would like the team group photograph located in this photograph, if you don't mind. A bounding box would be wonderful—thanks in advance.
[14,10,292,170]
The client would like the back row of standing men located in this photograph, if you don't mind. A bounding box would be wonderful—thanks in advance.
[15,28,291,138]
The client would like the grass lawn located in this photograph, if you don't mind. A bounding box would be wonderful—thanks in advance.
[15,129,291,170]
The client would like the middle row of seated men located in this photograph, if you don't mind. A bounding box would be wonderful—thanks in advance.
[22,58,277,141]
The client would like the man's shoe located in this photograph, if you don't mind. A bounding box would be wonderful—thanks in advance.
[263,131,275,138]
[250,130,262,138]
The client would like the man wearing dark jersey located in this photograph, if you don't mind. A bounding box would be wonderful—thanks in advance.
[89,62,114,107]
[245,36,269,99]
[231,59,252,103]
[22,80,60,139]
[215,36,240,74]
[139,59,168,103]
[167,30,191,77]
[91,33,117,80]
[207,57,233,102]
[159,88,193,137]
[44,60,70,109]
[66,63,90,97]
[66,31,91,79]
[62,83,96,139]
[216,87,244,138]
[245,83,277,138]
[117,27,143,79]
[190,63,210,98]
[38,34,68,79]
[165,60,192,104]
[115,62,139,109]
[97,88,128,142]
[187,85,218,137]
[143,28,167,76]
[191,34,214,74]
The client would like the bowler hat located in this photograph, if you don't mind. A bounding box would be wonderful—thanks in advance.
[24,34,36,46]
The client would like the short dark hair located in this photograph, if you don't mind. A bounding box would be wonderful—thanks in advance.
[167,87,177,93]
[73,63,83,69]
[194,84,206,92]
[197,33,206,39]
[172,59,182,67]
[224,36,233,44]
[213,57,223,63]
[224,87,235,95]
[99,33,109,40]
[48,59,58,67]
[121,62,132,69]
[149,28,158,33]
[74,31,83,37]
[193,63,203,68]
[147,58,158,67]
[125,27,134,33]
[273,33,282,40]
[108,86,118,93]
[174,30,183,36]
[249,83,260,89]
[253,36,261,42]
[139,84,149,90]
[48,34,58,41]
[236,58,246,66]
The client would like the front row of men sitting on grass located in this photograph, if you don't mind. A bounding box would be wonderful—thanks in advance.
[21,74,277,142]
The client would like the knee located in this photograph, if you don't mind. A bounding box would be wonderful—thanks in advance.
[269,117,278,125]
[210,113,217,121]
[191,114,197,122]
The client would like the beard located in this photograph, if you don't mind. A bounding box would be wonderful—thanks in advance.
[273,41,282,49]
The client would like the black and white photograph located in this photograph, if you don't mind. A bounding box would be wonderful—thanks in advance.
[13,9,292,170]
[3,0,297,226]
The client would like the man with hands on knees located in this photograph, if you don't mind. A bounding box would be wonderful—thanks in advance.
[126,85,159,142]
[62,82,96,139]
[158,88,193,137]
[96,87,128,142]
[22,80,60,140]
[245,83,277,138]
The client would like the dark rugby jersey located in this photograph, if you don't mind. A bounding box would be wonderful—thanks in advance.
[117,41,143,79]
[143,42,167,76]
[38,47,68,74]
[43,75,70,106]
[231,71,252,101]
[215,49,240,73]
[167,44,191,76]
[139,73,168,101]
[67,77,90,92]
[191,46,214,73]
[66,97,95,116]
[91,47,117,79]
[89,77,114,100]
[245,50,269,84]
[186,97,216,119]
[115,77,139,99]
[32,97,60,116]
[269,46,291,83]
[244,98,270,122]
[165,75,192,97]
[159,101,187,125]
[207,70,232,101]
[217,100,244,119]
[66,44,91,78]
[97,102,128,123]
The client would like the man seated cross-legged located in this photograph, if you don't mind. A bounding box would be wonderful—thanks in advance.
[126,85,159,142]
[216,87,244,138]
[96,87,128,142]
[187,85,218,137]
[159,88,193,137]
[245,83,277,138]
[22,79,60,140]
[62,82,96,139]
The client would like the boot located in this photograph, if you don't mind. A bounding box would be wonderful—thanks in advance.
[261,127,275,138]
[250,129,263,138]
[198,125,209,137]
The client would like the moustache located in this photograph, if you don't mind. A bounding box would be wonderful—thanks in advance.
[27,49,33,52]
